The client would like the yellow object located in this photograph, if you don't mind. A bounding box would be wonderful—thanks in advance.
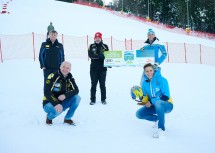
[141,95,149,105]
[46,80,50,84]
[138,95,149,105]
[133,88,143,100]
[43,96,47,101]
[185,28,191,34]
[168,96,173,104]
[47,73,54,79]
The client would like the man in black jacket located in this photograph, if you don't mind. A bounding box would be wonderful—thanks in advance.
[39,30,65,90]
[43,61,81,125]
[88,32,109,105]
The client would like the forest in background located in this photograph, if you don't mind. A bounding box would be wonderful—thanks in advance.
[57,0,215,34]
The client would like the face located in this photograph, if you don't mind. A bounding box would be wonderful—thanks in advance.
[147,34,155,41]
[144,66,154,79]
[60,62,71,77]
[94,37,102,44]
[49,32,58,42]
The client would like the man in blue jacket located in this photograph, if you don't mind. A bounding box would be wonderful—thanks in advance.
[140,29,167,85]
[39,30,65,90]
[136,63,173,138]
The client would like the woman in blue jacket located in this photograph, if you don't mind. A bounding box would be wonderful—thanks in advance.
[136,63,173,138]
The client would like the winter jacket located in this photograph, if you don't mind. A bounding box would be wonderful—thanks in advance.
[142,37,167,65]
[43,70,79,107]
[140,67,173,105]
[39,39,64,69]
[88,42,109,71]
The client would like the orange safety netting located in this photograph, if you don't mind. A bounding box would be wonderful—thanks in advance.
[0,33,215,66]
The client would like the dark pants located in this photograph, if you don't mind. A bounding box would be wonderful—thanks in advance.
[90,70,107,102]
[43,68,58,91]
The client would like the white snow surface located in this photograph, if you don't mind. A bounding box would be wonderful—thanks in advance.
[0,0,215,153]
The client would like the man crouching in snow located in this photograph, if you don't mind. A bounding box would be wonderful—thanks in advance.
[42,61,81,125]
[136,63,173,138]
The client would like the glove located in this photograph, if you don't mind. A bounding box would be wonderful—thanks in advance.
[140,47,144,51]
[153,62,159,69]
[99,54,105,59]
[137,95,149,105]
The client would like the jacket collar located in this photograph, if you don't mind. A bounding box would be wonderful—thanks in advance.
[145,37,159,44]
[46,38,59,45]
[58,69,72,80]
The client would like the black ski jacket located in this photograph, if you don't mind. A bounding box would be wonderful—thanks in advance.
[39,38,64,69]
[88,42,109,71]
[43,70,79,107]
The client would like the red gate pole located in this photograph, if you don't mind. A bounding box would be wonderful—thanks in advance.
[32,32,36,61]
[125,38,127,50]
[131,38,132,50]
[111,36,113,51]
[184,43,187,63]
[62,34,64,46]
[0,38,3,63]
[166,42,169,63]
[87,35,89,60]
[200,44,202,64]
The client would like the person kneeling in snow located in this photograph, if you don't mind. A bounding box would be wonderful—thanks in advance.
[136,63,173,138]
[42,61,81,125]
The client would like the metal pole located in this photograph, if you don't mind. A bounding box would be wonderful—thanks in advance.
[186,0,190,27]
[122,0,123,12]
[148,0,149,17]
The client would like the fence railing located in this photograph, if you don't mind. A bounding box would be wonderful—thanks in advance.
[0,33,215,66]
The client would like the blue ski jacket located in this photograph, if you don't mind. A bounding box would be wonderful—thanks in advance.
[140,68,173,104]
[141,37,167,65]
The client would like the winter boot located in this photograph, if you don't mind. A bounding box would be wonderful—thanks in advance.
[46,115,52,125]
[64,119,75,126]
[152,128,165,138]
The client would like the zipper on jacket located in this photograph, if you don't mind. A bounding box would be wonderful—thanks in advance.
[149,81,156,97]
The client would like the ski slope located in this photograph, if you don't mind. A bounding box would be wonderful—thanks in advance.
[0,0,215,47]
[0,1,215,153]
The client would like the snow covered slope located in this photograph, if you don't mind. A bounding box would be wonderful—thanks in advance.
[0,0,215,47]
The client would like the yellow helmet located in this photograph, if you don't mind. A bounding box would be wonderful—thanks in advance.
[130,86,143,102]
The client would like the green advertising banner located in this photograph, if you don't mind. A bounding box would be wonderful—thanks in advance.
[104,50,154,67]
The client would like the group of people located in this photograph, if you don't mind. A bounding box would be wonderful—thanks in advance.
[39,23,110,126]
[39,24,173,138]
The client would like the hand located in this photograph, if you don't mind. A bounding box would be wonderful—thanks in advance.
[137,102,145,105]
[137,100,149,106]
[145,102,152,108]
[99,54,105,59]
[140,47,144,51]
[58,94,66,101]
[55,104,63,113]
[153,62,159,69]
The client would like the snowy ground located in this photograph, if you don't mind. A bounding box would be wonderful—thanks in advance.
[1,0,215,153]
[0,59,215,153]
